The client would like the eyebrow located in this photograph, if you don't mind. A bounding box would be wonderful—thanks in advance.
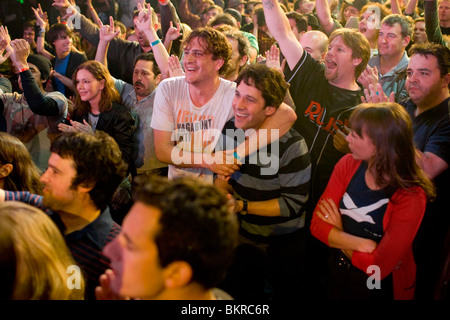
[47,163,62,174]
[122,232,135,247]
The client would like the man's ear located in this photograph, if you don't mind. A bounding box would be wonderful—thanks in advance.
[76,181,95,193]
[163,261,193,289]
[442,73,450,89]
[352,57,363,68]
[0,163,13,178]
[264,105,277,117]
[155,73,162,86]
[215,58,225,72]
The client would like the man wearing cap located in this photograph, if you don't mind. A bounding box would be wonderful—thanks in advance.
[0,38,68,171]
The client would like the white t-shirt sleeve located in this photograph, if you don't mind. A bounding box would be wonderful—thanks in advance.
[150,77,182,132]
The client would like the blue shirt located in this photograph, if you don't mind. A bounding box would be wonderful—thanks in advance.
[54,53,71,95]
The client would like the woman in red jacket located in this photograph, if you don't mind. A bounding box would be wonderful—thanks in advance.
[310,102,435,300]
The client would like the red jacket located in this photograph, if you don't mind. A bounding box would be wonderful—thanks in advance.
[310,154,427,300]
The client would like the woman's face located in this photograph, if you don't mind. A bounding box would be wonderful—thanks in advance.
[75,69,105,107]
[346,127,376,162]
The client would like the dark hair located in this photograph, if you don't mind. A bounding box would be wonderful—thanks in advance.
[134,52,161,76]
[408,42,450,77]
[132,175,238,289]
[381,14,414,38]
[72,61,121,117]
[46,23,73,46]
[350,103,435,200]
[0,133,43,194]
[235,64,288,108]
[114,20,127,35]
[50,131,127,210]
[286,11,308,33]
[182,27,232,74]
[23,20,36,31]
[223,28,250,68]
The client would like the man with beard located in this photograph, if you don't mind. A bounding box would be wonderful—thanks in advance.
[0,131,128,300]
[261,0,370,299]
[95,17,168,177]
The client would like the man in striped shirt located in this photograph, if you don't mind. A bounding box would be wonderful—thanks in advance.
[0,131,127,300]
[215,64,311,301]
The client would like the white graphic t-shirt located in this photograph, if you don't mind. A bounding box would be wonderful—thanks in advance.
[151,76,236,183]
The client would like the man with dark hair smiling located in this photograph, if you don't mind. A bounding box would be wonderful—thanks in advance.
[215,64,311,300]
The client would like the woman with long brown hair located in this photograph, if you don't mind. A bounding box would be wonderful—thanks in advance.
[0,132,43,194]
[58,60,136,175]
[310,102,434,300]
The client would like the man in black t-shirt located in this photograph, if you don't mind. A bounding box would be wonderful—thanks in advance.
[262,0,371,209]
[262,0,371,299]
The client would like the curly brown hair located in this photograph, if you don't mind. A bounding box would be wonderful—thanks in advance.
[182,27,232,75]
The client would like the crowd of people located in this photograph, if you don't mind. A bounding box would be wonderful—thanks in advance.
[0,0,448,302]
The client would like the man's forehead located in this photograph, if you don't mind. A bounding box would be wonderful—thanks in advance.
[135,59,154,70]
[409,54,440,70]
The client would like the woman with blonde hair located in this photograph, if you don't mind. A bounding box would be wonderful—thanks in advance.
[58,60,136,175]
[0,202,85,299]
[0,132,43,194]
[310,102,435,300]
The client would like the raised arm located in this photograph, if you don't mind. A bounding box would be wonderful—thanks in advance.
[85,0,104,27]
[9,39,63,116]
[134,3,170,79]
[94,16,120,67]
[261,0,304,69]
[315,0,337,36]
[32,5,55,60]
[424,0,447,46]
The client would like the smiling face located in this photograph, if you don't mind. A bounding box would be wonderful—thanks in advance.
[75,69,105,108]
[103,202,167,299]
[232,80,275,130]
[183,37,224,86]
[52,32,72,57]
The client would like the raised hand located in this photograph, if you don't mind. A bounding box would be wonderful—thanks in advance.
[265,45,286,74]
[357,65,379,90]
[361,83,395,104]
[134,3,155,32]
[31,4,49,29]
[99,16,120,43]
[168,54,184,77]
[165,21,182,42]
[9,39,31,71]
